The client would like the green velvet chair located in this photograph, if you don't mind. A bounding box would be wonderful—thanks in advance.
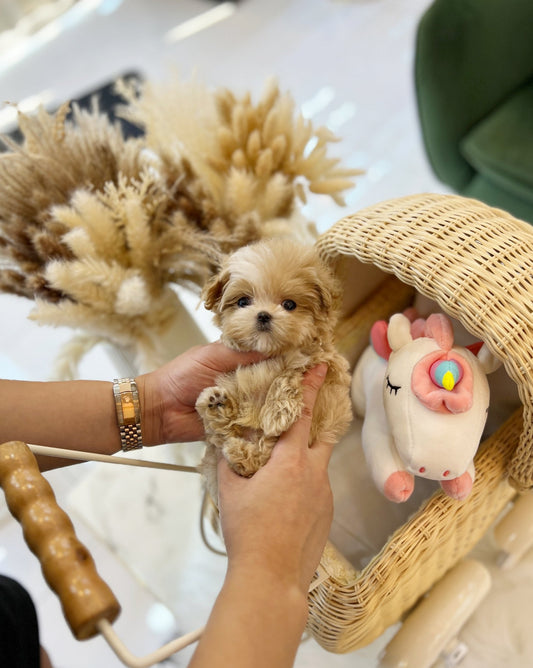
[414,0,533,223]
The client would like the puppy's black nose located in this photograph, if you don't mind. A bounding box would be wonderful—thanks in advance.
[256,311,272,330]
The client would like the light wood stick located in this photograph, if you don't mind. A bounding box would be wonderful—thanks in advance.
[27,444,200,473]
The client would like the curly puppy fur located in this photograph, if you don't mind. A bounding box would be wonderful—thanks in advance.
[196,239,353,503]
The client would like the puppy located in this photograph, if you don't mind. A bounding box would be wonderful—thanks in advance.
[195,238,353,503]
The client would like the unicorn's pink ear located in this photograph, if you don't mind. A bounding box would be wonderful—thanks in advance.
[424,313,454,351]
[370,320,392,360]
[410,318,428,339]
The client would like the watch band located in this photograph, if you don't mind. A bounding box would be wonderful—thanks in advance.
[113,378,143,451]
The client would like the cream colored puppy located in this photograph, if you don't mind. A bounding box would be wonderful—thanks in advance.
[196,239,353,502]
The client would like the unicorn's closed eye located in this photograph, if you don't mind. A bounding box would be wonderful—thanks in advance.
[351,311,501,502]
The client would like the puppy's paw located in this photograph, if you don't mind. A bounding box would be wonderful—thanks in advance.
[260,375,303,435]
[224,436,274,478]
[196,387,236,427]
[260,401,300,436]
[197,386,227,410]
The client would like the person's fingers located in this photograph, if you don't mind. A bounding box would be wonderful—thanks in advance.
[279,364,328,450]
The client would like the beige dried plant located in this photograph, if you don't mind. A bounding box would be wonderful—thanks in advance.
[0,102,145,301]
[0,103,223,369]
[118,75,362,242]
[32,174,217,341]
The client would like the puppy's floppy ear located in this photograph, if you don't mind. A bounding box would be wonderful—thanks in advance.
[202,270,229,312]
[313,264,342,314]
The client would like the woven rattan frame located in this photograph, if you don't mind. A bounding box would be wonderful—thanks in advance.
[305,192,531,653]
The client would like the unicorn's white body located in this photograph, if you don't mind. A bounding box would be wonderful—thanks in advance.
[352,313,500,502]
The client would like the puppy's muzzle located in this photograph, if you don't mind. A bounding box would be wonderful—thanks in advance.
[256,311,272,332]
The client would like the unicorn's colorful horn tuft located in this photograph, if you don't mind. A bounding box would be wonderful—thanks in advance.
[430,360,463,391]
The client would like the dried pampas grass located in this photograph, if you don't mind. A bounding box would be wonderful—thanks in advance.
[0,75,361,374]
[118,75,362,237]
[0,102,145,302]
[0,103,219,371]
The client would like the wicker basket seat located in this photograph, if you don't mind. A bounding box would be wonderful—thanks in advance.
[306,192,533,653]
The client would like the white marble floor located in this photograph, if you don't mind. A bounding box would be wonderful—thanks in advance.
[1,0,506,667]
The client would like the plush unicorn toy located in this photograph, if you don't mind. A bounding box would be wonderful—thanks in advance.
[351,311,501,502]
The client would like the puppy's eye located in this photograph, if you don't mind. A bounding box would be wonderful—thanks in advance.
[282,299,296,311]
[237,296,252,308]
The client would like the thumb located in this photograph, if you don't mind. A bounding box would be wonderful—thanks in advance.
[211,341,266,371]
[284,363,328,447]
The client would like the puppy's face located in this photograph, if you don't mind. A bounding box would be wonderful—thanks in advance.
[203,240,340,354]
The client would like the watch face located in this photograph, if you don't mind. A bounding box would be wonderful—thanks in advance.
[121,392,136,423]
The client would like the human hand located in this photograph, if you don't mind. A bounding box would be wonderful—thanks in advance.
[137,342,264,445]
[217,364,334,597]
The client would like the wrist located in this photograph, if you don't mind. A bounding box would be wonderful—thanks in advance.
[225,541,317,599]
[134,372,164,446]
[225,560,309,623]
